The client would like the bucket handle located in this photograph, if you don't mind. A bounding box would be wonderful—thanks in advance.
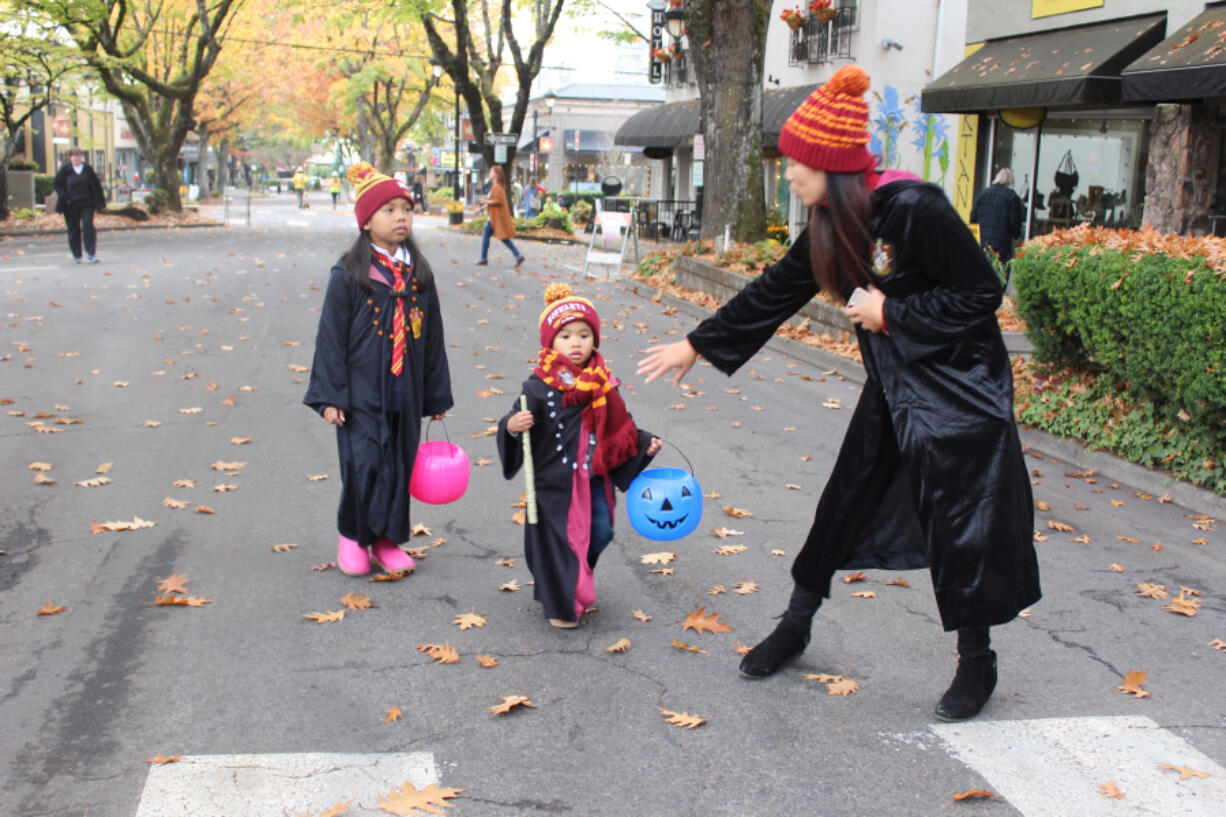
[423,417,453,446]
[655,438,695,475]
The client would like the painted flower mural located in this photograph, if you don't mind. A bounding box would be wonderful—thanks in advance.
[910,96,951,185]
[869,85,908,169]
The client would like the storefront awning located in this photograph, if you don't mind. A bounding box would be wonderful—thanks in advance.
[922,13,1167,114]
[1122,6,1226,102]
[615,84,818,155]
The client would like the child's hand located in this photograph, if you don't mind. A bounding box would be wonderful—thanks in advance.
[506,410,534,433]
[842,285,887,333]
[323,406,345,427]
[646,437,662,456]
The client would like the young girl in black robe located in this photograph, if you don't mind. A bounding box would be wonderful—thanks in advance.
[305,162,454,577]
[637,66,1039,721]
[497,284,661,627]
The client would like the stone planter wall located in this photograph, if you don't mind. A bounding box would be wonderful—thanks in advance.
[1142,102,1222,235]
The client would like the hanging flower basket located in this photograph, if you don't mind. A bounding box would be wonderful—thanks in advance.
[780,7,805,29]
[810,0,836,22]
[652,47,671,63]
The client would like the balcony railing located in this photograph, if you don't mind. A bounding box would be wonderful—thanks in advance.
[788,1,857,66]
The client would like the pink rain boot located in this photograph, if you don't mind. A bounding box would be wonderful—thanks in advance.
[370,538,416,573]
[337,533,371,576]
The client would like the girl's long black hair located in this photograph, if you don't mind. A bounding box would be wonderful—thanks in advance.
[339,229,435,293]
[807,170,874,299]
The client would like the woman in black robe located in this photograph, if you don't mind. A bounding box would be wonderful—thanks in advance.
[637,66,1039,721]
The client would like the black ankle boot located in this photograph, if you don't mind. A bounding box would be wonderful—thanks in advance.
[738,618,811,678]
[934,651,997,721]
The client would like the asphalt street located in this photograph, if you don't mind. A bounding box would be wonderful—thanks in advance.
[2,196,1224,817]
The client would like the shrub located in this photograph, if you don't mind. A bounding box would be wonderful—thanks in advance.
[428,187,453,206]
[144,188,172,215]
[9,207,37,220]
[569,199,593,226]
[532,200,573,233]
[35,174,55,202]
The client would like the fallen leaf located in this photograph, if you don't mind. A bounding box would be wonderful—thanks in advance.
[155,594,211,607]
[210,460,247,472]
[490,695,535,715]
[659,708,706,729]
[842,571,866,583]
[162,497,188,509]
[157,574,190,594]
[733,580,759,595]
[1159,763,1209,780]
[288,364,309,373]
[713,544,747,556]
[1165,592,1201,617]
[310,562,335,572]
[91,516,155,533]
[145,420,162,427]
[410,523,432,536]
[340,592,375,611]
[851,591,877,599]
[722,506,754,519]
[144,753,181,765]
[771,549,787,557]
[230,436,251,445]
[306,473,329,481]
[498,579,521,592]
[606,638,631,653]
[416,643,460,664]
[495,557,516,567]
[887,577,910,587]
[369,570,412,582]
[36,600,66,616]
[213,483,238,493]
[951,790,994,801]
[476,655,499,668]
[28,461,53,471]
[454,612,486,630]
[303,610,345,623]
[172,479,196,488]
[1118,669,1151,698]
[732,641,751,655]
[651,568,674,575]
[376,781,463,815]
[1034,500,1049,511]
[510,509,526,525]
[633,609,652,622]
[826,677,859,696]
[1136,582,1169,599]
[707,585,727,596]
[179,407,202,415]
[1100,781,1124,799]
[1210,638,1226,651]
[1048,520,1074,532]
[670,638,708,654]
[682,606,733,634]
[33,472,56,485]
[384,706,402,723]
[272,543,298,553]
[710,527,744,539]
[1071,534,1091,544]
[640,551,676,565]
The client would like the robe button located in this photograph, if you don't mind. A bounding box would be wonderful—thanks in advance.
[367,299,373,305]
[374,307,380,313]
[378,330,384,336]
[372,320,378,326]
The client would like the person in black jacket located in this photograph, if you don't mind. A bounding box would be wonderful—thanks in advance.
[53,148,107,263]
[637,66,1039,722]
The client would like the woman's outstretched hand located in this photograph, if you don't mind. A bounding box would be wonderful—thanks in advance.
[843,285,887,333]
[637,339,698,386]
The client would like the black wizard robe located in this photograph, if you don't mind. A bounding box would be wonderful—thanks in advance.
[304,259,453,547]
[496,375,656,621]
[687,175,1039,631]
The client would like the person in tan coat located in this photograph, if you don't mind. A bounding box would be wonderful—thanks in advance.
[477,165,525,267]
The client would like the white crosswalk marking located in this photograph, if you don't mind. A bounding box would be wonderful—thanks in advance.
[134,752,437,816]
[932,716,1226,815]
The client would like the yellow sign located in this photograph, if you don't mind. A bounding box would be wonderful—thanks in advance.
[1000,107,1046,129]
[1032,0,1102,19]
[952,42,985,225]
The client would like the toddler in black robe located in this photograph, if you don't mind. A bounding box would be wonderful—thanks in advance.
[497,284,660,627]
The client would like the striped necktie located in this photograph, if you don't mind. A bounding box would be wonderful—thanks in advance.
[390,259,412,376]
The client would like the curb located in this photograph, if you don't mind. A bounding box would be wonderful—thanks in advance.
[444,225,580,245]
[0,220,226,238]
[621,279,1226,518]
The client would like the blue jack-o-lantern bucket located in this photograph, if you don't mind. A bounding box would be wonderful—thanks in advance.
[626,443,702,541]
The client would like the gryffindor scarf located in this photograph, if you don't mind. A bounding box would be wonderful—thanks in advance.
[534,347,638,475]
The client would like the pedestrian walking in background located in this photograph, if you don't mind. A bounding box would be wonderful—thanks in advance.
[293,166,309,209]
[412,176,426,213]
[476,165,525,267]
[328,173,341,209]
[497,284,660,628]
[637,66,1039,722]
[970,168,1025,278]
[53,147,107,263]
[304,162,454,578]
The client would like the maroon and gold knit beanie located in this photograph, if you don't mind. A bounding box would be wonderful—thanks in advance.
[778,65,873,174]
[348,162,414,229]
[539,283,601,349]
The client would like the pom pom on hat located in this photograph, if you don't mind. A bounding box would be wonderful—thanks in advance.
[348,161,414,230]
[539,282,601,349]
[778,64,874,174]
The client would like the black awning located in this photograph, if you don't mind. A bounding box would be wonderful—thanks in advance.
[614,98,700,149]
[615,84,818,154]
[1122,5,1226,102]
[922,13,1167,114]
[763,83,819,149]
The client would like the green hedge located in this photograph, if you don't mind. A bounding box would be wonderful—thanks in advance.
[1013,242,1226,492]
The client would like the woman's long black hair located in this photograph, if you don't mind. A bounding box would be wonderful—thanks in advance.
[807,170,874,299]
[339,228,435,294]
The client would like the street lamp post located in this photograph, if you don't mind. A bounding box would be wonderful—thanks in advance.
[429,59,458,201]
[543,90,556,192]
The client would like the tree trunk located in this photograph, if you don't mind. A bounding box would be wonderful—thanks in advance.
[217,135,230,196]
[197,121,211,199]
[0,164,9,222]
[686,0,770,242]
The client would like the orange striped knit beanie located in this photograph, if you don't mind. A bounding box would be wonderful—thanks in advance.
[348,162,414,229]
[778,65,873,174]
[539,283,601,349]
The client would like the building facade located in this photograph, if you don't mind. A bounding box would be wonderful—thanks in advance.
[923,0,1226,237]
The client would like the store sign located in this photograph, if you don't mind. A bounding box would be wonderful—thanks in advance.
[1032,0,1102,18]
[53,116,72,137]
[494,144,507,163]
[539,136,553,153]
[693,133,705,161]
[649,3,664,84]
[573,129,581,151]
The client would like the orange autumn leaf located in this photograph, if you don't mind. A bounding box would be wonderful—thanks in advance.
[1165,592,1201,617]
[369,570,412,582]
[416,643,460,664]
[713,544,747,556]
[454,613,486,630]
[733,580,759,595]
[1136,582,1169,599]
[193,505,216,515]
[1209,638,1226,651]
[826,677,859,696]
[1159,763,1210,780]
[376,782,463,815]
[670,638,708,654]
[640,551,676,565]
[476,655,499,668]
[887,577,910,587]
[303,610,344,623]
[722,506,754,519]
[682,606,734,635]
[1047,520,1075,532]
[951,789,994,801]
[157,574,190,594]
[384,706,402,723]
[1118,669,1151,698]
[272,543,298,553]
[632,609,653,622]
[842,571,866,583]
[732,641,751,655]
[490,695,535,715]
[36,600,66,616]
[1099,781,1125,799]
[340,592,375,611]
[659,708,706,729]
[145,753,181,764]
[606,638,631,653]
[851,591,876,599]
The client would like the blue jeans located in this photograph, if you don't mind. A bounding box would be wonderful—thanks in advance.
[588,477,613,569]
[481,219,521,261]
